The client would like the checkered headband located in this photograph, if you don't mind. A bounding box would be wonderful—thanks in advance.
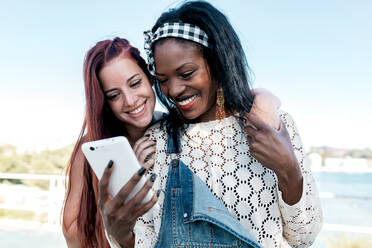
[144,22,210,76]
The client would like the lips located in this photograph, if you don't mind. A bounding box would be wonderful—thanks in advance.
[127,102,146,117]
[129,104,144,114]
[175,94,197,110]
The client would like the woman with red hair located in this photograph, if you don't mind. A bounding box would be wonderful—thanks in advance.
[62,37,160,248]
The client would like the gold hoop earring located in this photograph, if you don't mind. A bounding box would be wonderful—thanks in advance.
[216,87,226,120]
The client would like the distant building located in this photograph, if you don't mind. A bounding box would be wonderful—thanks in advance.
[324,157,368,172]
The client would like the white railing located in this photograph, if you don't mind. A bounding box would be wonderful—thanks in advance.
[1,173,372,235]
[0,173,64,225]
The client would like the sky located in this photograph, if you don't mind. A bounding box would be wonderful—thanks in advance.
[0,0,371,152]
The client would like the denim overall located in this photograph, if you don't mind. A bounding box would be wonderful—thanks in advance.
[154,132,262,248]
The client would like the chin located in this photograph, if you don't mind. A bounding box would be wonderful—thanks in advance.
[131,120,150,129]
[143,113,154,125]
[121,114,152,129]
[181,111,200,121]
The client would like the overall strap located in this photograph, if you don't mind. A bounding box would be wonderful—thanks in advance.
[166,130,181,154]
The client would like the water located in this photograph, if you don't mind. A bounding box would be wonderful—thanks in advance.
[312,172,372,247]
[315,172,372,198]
[0,172,372,247]
[314,172,372,226]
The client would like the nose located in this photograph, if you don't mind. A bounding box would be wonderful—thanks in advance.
[167,79,186,99]
[122,91,136,107]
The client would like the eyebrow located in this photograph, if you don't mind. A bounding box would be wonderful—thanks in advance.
[156,63,196,76]
[103,73,140,94]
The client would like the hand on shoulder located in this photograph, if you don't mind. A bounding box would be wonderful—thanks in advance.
[249,88,281,130]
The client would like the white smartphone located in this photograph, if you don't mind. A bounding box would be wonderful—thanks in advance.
[81,136,153,203]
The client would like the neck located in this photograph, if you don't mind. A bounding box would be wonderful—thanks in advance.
[192,105,233,123]
[125,125,147,147]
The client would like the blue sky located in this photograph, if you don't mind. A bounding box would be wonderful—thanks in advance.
[1,0,371,151]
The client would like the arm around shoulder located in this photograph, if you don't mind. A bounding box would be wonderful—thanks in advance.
[250,88,281,130]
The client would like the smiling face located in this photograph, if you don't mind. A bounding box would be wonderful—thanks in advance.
[154,39,217,122]
[98,57,155,132]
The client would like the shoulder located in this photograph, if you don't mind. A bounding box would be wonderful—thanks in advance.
[278,110,303,143]
[150,111,167,125]
[146,117,167,140]
[279,110,296,128]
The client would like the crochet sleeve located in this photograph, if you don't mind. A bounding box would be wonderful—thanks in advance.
[132,215,157,247]
[133,124,164,247]
[277,111,323,247]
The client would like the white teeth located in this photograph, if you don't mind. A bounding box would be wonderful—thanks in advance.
[177,95,197,106]
[129,104,144,114]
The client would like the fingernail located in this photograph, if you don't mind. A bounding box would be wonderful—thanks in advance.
[157,189,161,197]
[150,173,157,182]
[137,167,146,176]
[107,160,113,168]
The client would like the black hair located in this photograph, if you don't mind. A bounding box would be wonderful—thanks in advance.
[152,1,254,150]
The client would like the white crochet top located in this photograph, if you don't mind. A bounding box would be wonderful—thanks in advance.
[126,111,322,248]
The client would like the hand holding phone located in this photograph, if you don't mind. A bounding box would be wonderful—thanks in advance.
[81,136,153,203]
[99,149,159,247]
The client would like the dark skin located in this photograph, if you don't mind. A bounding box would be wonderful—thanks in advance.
[98,162,158,247]
[244,113,303,205]
[155,38,304,206]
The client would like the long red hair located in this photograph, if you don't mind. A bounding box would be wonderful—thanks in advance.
[63,37,152,247]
